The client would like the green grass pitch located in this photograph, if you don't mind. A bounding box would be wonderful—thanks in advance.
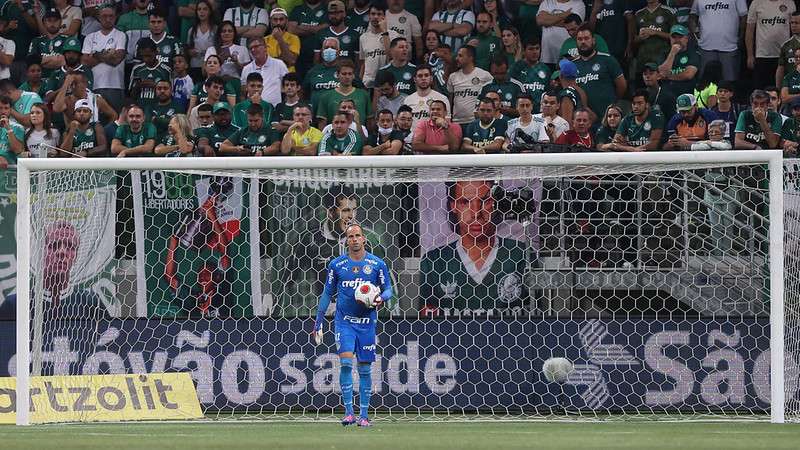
[2,421,800,450]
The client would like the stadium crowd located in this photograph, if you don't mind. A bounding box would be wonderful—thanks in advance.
[0,0,798,161]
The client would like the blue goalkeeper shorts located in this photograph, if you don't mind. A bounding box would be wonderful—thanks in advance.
[335,317,377,363]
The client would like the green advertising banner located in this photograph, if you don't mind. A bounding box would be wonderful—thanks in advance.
[0,168,16,312]
[134,171,261,318]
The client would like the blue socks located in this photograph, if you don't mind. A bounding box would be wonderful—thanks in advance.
[340,357,354,416]
[358,363,372,419]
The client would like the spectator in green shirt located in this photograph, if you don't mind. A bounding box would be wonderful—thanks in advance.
[734,89,782,150]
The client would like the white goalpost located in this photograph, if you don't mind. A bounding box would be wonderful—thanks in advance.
[13,151,791,425]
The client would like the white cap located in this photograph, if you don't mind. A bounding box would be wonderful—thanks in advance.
[74,99,93,113]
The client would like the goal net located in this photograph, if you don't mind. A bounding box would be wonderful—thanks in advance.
[9,152,796,424]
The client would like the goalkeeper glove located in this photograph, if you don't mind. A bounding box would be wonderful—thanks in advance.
[311,320,323,345]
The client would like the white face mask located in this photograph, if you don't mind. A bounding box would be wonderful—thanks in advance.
[378,126,393,135]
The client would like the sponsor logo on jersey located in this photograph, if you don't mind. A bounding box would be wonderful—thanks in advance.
[597,8,615,20]
[746,132,765,143]
[454,88,480,98]
[343,315,371,324]
[498,273,522,304]
[440,281,458,299]
[761,16,787,26]
[575,73,600,84]
[397,81,412,92]
[342,277,366,288]
[704,1,729,10]
[362,344,376,351]
[364,48,385,59]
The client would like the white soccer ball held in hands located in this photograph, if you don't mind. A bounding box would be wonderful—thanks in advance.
[355,282,381,308]
[542,357,574,383]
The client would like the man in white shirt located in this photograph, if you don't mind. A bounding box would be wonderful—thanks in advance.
[385,0,423,60]
[505,93,549,151]
[360,5,397,88]
[689,0,748,82]
[81,0,122,37]
[533,90,569,141]
[240,37,289,106]
[404,65,450,129]
[747,0,796,90]
[0,17,15,81]
[81,5,126,110]
[446,45,492,125]
[536,0,585,64]
[224,0,269,48]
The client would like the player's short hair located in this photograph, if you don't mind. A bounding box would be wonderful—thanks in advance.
[246,103,264,117]
[333,109,352,122]
[490,57,508,69]
[246,72,264,84]
[429,99,447,111]
[198,103,213,113]
[541,90,559,101]
[564,13,582,26]
[282,72,301,85]
[390,36,408,48]
[149,7,168,19]
[576,23,593,35]
[136,37,157,52]
[522,36,541,48]
[377,109,393,118]
[516,93,533,105]
[573,107,591,119]
[397,105,413,115]
[445,180,501,233]
[478,97,495,109]
[336,59,356,73]
[632,88,650,103]
[751,89,769,103]
[459,45,476,61]
[415,65,433,76]
[344,222,364,236]
[293,103,312,115]
[205,75,225,88]
[374,70,396,87]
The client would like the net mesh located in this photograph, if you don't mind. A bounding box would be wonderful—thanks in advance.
[13,159,798,422]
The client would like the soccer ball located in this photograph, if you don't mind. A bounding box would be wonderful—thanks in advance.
[355,282,381,308]
[542,357,574,383]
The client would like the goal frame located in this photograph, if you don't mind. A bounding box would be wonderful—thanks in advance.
[14,151,786,425]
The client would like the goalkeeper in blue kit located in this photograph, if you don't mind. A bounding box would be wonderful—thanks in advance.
[312,223,393,427]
